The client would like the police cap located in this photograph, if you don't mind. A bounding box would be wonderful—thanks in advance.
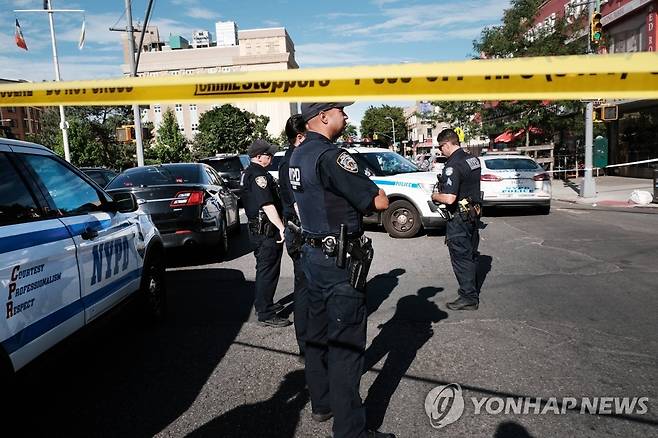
[247,139,278,158]
[301,102,354,122]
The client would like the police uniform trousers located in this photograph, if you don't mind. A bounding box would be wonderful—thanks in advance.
[446,215,480,301]
[284,227,309,354]
[249,231,283,321]
[301,245,367,438]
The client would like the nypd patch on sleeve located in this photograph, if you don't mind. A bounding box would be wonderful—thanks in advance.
[466,157,481,170]
[336,151,359,173]
[255,176,268,189]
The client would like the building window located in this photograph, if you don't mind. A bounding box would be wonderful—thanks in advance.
[179,126,185,132]
[154,105,161,113]
[427,128,432,138]
[189,104,197,112]
[191,123,198,131]
[171,70,181,76]
[221,66,232,72]
[185,69,194,75]
[8,107,15,113]
[175,104,183,112]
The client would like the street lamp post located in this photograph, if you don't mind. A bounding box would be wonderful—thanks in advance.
[385,116,396,150]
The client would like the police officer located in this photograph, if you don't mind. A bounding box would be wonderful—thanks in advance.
[241,139,291,327]
[431,128,482,311]
[289,102,394,438]
[278,114,309,360]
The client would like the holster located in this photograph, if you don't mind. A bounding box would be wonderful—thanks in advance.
[286,218,304,251]
[249,210,276,237]
[347,236,374,292]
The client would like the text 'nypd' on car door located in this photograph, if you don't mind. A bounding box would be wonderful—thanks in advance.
[0,147,82,371]
[20,153,142,323]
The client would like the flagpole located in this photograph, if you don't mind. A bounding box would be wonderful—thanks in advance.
[46,0,71,163]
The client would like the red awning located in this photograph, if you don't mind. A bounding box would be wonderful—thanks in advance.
[494,127,543,143]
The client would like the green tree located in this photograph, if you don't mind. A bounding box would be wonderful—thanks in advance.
[193,104,274,157]
[340,123,358,142]
[427,0,587,146]
[147,109,190,163]
[29,106,136,169]
[360,105,407,147]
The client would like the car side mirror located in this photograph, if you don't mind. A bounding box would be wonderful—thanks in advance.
[110,192,138,213]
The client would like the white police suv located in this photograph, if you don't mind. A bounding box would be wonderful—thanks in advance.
[347,147,445,238]
[0,139,166,379]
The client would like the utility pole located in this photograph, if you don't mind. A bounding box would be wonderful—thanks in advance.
[15,0,83,162]
[110,0,154,167]
[581,0,597,198]
[385,116,396,151]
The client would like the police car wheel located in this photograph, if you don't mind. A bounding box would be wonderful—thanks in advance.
[538,204,550,215]
[140,249,167,322]
[383,200,422,238]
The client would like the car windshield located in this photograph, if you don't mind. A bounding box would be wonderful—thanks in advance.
[485,158,541,170]
[107,165,201,188]
[354,151,419,176]
[205,157,243,173]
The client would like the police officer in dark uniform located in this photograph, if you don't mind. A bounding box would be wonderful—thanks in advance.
[431,128,482,311]
[278,114,309,360]
[289,102,394,438]
[241,139,291,327]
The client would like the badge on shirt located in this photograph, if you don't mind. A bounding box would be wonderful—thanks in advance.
[466,157,481,170]
[336,151,358,173]
[255,176,268,189]
[445,167,453,176]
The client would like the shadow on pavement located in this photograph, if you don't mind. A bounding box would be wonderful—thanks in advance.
[494,421,535,437]
[6,268,255,437]
[477,254,493,296]
[363,286,448,430]
[366,268,406,316]
[186,370,308,438]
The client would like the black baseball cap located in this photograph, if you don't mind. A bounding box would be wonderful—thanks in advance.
[247,139,278,158]
[301,102,354,122]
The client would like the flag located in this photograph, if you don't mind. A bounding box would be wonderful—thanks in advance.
[43,0,49,9]
[78,18,86,50]
[15,19,28,51]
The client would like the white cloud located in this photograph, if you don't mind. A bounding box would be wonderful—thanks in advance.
[262,20,281,27]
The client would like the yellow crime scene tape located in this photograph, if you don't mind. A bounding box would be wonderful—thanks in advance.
[0,52,657,106]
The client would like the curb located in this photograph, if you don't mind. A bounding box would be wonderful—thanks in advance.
[554,198,658,213]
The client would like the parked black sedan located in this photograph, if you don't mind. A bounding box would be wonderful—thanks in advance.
[105,163,240,253]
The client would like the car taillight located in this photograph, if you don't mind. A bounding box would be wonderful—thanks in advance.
[533,173,550,181]
[481,174,502,182]
[170,191,204,207]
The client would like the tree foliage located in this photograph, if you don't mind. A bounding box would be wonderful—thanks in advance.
[193,104,274,157]
[146,109,190,163]
[360,105,407,146]
[428,0,587,146]
[340,123,358,142]
[28,106,136,169]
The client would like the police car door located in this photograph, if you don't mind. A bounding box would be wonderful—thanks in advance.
[17,150,141,323]
[0,145,83,371]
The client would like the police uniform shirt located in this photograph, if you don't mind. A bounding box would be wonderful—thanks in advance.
[278,147,297,220]
[241,163,281,220]
[439,147,482,205]
[290,131,379,236]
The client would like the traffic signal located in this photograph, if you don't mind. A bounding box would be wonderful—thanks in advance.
[593,105,618,122]
[590,12,602,43]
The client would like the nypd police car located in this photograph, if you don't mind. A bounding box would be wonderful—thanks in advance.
[346,147,445,238]
[0,139,166,380]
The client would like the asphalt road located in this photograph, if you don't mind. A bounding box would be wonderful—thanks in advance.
[7,201,658,438]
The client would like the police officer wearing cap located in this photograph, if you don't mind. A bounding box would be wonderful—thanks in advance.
[278,114,309,360]
[241,139,291,327]
[289,102,394,438]
[431,128,482,311]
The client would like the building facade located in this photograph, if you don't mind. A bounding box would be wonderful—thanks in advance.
[123,23,299,142]
[535,0,658,178]
[0,79,42,141]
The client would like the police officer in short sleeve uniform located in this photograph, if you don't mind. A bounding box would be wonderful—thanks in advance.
[431,129,482,311]
[289,102,394,438]
[278,114,309,360]
[241,139,291,328]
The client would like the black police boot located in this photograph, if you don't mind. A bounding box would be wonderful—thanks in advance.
[258,315,292,327]
[271,302,284,312]
[311,410,333,422]
[367,430,396,438]
[446,296,479,311]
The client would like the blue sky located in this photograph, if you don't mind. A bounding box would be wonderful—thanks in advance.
[0,0,511,126]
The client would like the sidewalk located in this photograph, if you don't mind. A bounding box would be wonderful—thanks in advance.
[551,175,658,208]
